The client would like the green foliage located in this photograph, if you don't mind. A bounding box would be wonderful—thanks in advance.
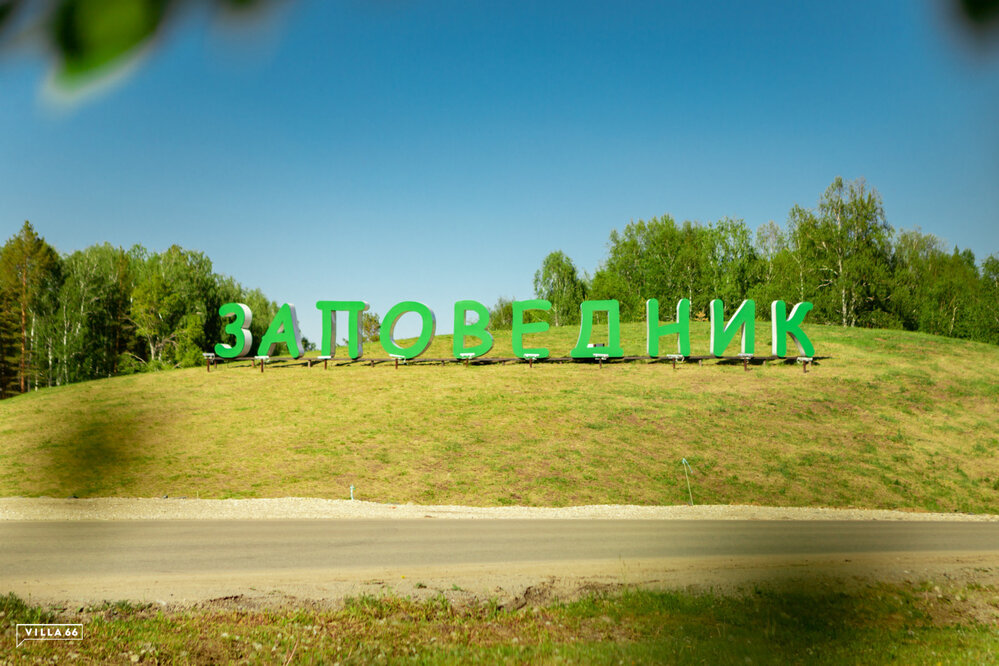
[0,222,61,394]
[488,296,550,330]
[532,250,587,326]
[52,0,168,84]
[49,243,136,384]
[588,216,721,320]
[571,177,999,346]
[487,297,514,330]
[704,217,759,307]
[0,225,277,399]
[791,177,893,327]
[360,311,381,343]
[892,230,985,340]
[0,270,18,398]
[129,245,227,367]
[980,255,999,344]
[0,0,277,92]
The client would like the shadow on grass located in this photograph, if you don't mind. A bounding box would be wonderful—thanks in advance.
[578,578,931,663]
[46,410,143,497]
[723,585,916,658]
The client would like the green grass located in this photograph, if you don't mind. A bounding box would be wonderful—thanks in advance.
[1,322,998,512]
[2,582,997,664]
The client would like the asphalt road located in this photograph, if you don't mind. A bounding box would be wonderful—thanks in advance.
[3,520,997,604]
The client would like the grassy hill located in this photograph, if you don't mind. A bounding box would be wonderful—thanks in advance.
[0,321,996,512]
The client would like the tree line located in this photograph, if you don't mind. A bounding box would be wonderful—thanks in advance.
[4,177,996,398]
[0,222,281,399]
[507,177,999,346]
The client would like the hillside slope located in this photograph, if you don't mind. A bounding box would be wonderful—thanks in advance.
[0,322,996,512]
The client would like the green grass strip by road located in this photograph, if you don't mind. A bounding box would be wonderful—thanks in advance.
[2,582,998,664]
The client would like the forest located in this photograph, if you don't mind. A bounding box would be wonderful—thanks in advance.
[0,228,280,398]
[3,177,997,399]
[514,178,999,345]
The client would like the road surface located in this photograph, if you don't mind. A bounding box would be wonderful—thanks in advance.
[2,520,997,605]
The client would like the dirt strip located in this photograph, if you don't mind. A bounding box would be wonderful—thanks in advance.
[9,553,999,613]
[2,497,997,521]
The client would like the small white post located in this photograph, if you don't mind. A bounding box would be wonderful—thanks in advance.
[350,485,355,501]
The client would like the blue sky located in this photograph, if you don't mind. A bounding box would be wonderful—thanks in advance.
[2,0,998,339]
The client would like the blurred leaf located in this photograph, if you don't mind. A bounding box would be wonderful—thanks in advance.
[51,0,170,84]
[0,0,22,35]
[960,0,999,25]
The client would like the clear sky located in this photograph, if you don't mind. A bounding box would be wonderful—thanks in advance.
[2,0,998,340]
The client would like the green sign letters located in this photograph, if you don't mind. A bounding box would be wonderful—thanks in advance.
[215,298,815,361]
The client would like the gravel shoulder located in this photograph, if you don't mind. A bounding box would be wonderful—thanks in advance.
[2,497,997,521]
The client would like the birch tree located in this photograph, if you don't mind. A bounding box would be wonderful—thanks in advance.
[791,177,893,327]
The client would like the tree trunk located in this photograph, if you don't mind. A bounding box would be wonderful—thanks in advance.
[19,269,27,393]
[47,336,53,388]
[838,253,847,327]
[0,324,6,400]
[62,302,69,386]
[836,207,848,328]
[29,312,36,390]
